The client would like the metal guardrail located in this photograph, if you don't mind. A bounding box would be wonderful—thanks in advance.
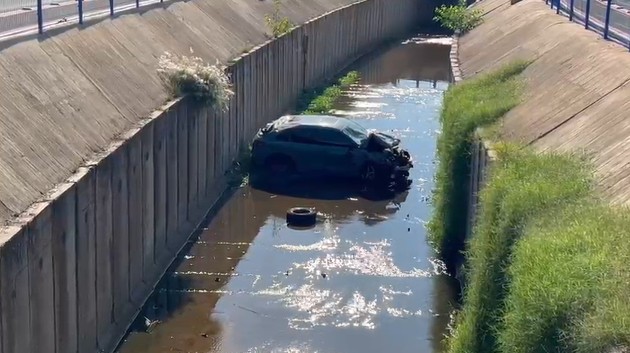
[0,0,162,36]
[547,0,630,50]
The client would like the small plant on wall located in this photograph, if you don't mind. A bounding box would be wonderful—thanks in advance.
[157,49,234,110]
[433,0,484,33]
[264,0,294,38]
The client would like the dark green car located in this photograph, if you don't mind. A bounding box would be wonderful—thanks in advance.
[251,115,412,187]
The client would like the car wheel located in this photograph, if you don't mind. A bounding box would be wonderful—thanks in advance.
[266,155,295,175]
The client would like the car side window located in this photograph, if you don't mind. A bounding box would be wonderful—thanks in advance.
[313,129,355,147]
[275,131,292,141]
[284,127,355,147]
[290,129,320,144]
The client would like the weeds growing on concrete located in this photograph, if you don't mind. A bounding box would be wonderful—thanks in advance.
[264,0,294,38]
[157,50,234,110]
[437,61,630,353]
[226,145,253,188]
[298,71,360,114]
[428,60,529,265]
[434,0,484,33]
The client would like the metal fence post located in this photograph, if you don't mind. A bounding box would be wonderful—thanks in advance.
[604,0,612,39]
[136,0,139,8]
[569,0,575,20]
[556,0,561,14]
[109,0,114,16]
[36,0,43,34]
[585,0,591,29]
[78,0,83,24]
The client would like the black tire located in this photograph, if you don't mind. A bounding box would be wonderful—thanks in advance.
[265,154,296,175]
[286,207,317,227]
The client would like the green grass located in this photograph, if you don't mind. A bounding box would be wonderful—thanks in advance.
[428,60,530,266]
[498,202,630,353]
[298,71,360,115]
[438,61,630,353]
[447,146,593,353]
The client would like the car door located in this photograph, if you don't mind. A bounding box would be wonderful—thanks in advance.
[284,128,330,174]
[309,127,358,177]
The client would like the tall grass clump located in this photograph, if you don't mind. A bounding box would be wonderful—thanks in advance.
[447,143,630,353]
[498,201,630,353]
[428,60,530,267]
[447,146,593,353]
[157,51,234,110]
[299,71,361,114]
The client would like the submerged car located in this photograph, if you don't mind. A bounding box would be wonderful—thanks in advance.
[250,115,413,188]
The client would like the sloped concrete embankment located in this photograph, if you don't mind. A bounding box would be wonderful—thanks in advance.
[458,0,630,233]
[0,0,431,353]
[0,0,363,224]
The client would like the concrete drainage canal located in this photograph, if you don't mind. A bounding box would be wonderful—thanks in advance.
[116,35,457,353]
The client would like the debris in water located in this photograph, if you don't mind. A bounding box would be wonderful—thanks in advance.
[215,277,221,282]
[408,228,411,232]
[201,333,209,338]
[144,317,160,333]
[321,273,327,279]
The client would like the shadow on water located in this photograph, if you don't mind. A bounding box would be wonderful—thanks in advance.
[117,33,459,353]
[250,180,410,226]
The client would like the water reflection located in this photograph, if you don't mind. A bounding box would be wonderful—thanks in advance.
[117,35,456,353]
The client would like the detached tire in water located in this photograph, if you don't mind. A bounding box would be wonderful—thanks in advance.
[286,207,317,227]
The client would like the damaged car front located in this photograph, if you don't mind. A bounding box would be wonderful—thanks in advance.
[361,130,413,187]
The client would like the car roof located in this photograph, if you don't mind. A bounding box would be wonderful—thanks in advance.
[272,115,360,132]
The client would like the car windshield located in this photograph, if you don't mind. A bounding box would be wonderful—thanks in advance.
[342,120,369,145]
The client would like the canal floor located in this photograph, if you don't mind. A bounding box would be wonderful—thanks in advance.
[117,36,456,353]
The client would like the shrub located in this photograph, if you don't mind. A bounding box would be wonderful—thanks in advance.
[428,60,530,268]
[264,0,294,38]
[157,51,234,110]
[434,0,484,33]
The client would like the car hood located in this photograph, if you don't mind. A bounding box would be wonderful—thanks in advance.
[367,131,400,148]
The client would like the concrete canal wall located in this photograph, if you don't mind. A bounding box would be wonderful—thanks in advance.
[0,0,436,352]
[458,0,630,208]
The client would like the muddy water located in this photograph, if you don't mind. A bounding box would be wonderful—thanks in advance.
[117,36,456,353]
